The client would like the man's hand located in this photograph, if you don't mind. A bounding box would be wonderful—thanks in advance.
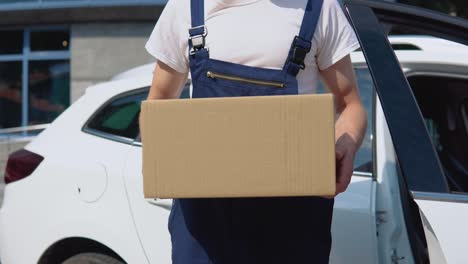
[335,133,357,195]
[319,55,367,198]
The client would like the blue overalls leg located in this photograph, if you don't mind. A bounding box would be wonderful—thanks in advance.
[168,0,334,263]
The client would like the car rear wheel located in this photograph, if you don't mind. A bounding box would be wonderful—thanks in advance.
[62,253,125,264]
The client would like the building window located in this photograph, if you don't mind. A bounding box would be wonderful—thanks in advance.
[0,27,70,129]
[0,61,22,128]
[31,30,70,51]
[0,30,23,54]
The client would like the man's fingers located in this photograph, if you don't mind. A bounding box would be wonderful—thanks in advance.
[319,149,349,199]
[333,133,358,197]
[335,152,354,195]
[336,182,347,194]
[336,145,345,161]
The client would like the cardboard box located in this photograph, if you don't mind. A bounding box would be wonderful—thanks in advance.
[141,94,335,198]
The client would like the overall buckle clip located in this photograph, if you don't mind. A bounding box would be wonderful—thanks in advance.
[189,25,208,55]
[291,36,311,70]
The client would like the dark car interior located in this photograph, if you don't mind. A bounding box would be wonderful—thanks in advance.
[408,75,468,193]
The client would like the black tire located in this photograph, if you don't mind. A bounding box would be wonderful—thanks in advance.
[62,253,125,264]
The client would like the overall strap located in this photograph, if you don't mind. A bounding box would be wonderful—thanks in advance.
[284,0,324,77]
[191,0,204,27]
[189,0,208,57]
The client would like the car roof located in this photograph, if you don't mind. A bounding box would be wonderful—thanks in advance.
[111,63,156,81]
[97,35,467,97]
[388,35,467,52]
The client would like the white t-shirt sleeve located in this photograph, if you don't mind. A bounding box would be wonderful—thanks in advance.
[144,0,190,74]
[315,0,360,71]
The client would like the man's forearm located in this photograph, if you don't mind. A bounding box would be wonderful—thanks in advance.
[335,101,367,153]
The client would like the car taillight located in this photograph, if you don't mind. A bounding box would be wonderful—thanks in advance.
[4,149,44,184]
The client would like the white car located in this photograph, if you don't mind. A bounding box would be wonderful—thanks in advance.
[1,1,468,264]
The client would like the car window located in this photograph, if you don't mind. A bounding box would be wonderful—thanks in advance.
[180,83,191,99]
[318,67,374,174]
[407,75,468,193]
[85,90,147,142]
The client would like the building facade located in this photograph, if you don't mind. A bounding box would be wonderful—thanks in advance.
[0,0,165,129]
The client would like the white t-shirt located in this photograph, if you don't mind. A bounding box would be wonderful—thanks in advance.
[145,0,360,95]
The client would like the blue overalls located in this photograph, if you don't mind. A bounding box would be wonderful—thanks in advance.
[169,0,334,263]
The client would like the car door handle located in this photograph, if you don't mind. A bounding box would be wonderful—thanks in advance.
[146,198,172,210]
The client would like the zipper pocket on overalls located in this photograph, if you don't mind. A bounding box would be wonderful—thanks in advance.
[206,71,285,88]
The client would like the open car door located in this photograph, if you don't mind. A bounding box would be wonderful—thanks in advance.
[344,1,468,263]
